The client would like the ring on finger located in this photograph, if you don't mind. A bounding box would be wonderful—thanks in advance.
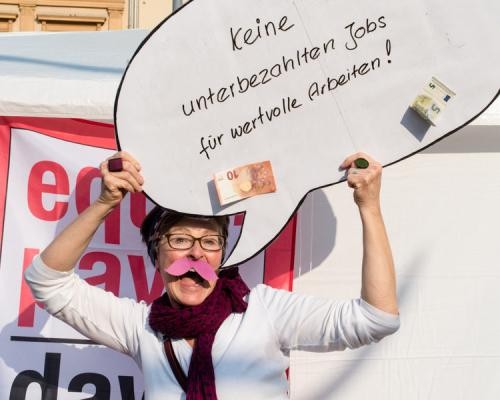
[354,157,369,169]
[108,157,123,172]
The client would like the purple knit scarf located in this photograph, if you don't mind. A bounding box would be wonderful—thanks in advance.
[148,267,249,400]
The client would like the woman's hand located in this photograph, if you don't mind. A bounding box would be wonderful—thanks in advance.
[340,153,382,211]
[40,151,144,271]
[97,151,144,209]
[341,152,398,315]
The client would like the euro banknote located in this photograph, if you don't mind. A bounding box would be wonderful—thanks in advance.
[214,161,276,206]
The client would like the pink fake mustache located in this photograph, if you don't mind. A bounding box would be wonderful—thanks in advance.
[165,257,218,281]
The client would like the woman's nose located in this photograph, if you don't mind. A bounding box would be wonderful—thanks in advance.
[187,240,204,259]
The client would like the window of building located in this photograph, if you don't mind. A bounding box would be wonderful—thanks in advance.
[36,7,107,32]
[0,4,18,32]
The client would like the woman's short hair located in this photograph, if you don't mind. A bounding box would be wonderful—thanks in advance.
[140,206,229,265]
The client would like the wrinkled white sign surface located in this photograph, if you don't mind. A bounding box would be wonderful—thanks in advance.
[115,0,499,266]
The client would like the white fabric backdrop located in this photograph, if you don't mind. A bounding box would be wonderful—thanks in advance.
[292,124,500,399]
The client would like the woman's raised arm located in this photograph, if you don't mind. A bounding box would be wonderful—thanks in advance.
[341,153,399,315]
[40,152,143,272]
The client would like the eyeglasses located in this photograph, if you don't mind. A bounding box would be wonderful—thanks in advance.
[159,233,225,252]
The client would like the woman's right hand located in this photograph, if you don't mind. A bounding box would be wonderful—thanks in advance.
[98,151,144,209]
[40,151,144,271]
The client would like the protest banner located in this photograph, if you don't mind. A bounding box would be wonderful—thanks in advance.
[0,117,296,399]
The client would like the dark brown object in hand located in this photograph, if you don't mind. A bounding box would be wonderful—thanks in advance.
[108,157,123,172]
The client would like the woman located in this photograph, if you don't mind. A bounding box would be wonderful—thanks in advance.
[25,151,399,400]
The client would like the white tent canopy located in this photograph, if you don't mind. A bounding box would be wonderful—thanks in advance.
[0,30,147,121]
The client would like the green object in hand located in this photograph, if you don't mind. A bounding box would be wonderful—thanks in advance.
[354,158,369,169]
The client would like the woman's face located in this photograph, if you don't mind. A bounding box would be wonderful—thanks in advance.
[155,217,224,308]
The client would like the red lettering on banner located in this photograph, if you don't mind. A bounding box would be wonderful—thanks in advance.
[263,214,297,291]
[18,249,163,328]
[128,255,164,303]
[76,167,120,244]
[79,252,121,296]
[75,167,100,212]
[130,192,147,229]
[28,161,69,221]
[18,248,44,327]
[233,213,245,226]
[103,208,121,244]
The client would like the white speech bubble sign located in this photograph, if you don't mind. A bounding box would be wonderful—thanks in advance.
[115,0,499,266]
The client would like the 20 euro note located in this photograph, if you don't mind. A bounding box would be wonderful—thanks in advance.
[214,161,277,206]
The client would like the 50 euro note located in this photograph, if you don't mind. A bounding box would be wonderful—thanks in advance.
[214,161,276,206]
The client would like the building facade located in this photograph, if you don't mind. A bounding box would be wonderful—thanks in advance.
[0,0,177,32]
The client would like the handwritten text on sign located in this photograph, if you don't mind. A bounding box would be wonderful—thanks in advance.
[177,15,391,160]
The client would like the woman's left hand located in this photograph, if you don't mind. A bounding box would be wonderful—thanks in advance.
[340,153,382,210]
[341,152,399,315]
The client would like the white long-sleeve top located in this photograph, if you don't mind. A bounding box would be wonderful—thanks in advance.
[25,255,400,399]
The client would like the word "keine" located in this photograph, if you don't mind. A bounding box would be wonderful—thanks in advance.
[230,15,295,51]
